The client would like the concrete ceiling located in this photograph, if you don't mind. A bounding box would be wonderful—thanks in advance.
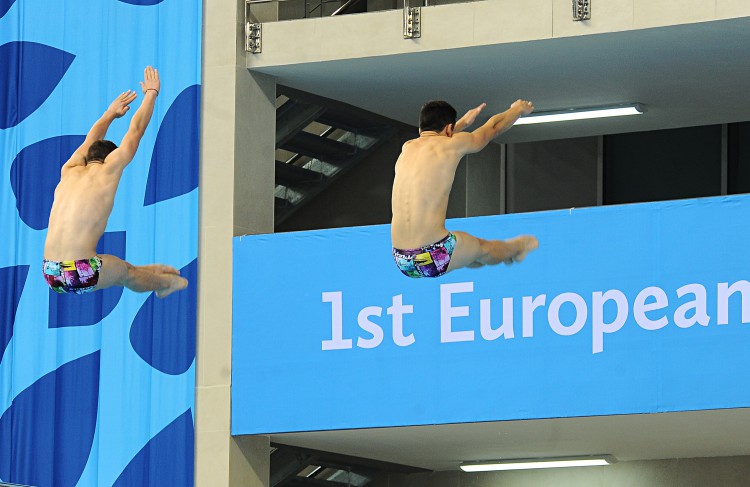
[252,15,750,473]
[253,16,750,143]
[271,409,750,471]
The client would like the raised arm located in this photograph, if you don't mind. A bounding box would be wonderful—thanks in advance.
[452,99,534,154]
[454,103,486,132]
[61,91,137,174]
[104,66,161,171]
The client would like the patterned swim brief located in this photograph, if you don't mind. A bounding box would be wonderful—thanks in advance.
[392,233,457,278]
[42,257,102,294]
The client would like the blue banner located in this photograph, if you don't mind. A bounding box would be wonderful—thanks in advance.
[232,195,750,435]
[0,0,200,485]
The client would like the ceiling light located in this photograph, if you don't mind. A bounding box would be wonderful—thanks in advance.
[514,104,644,125]
[460,455,617,472]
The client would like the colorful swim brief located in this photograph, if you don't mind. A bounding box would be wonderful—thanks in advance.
[42,257,102,294]
[392,233,456,278]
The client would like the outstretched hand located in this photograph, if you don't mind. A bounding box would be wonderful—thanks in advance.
[139,66,161,95]
[107,90,138,118]
[462,102,486,127]
[453,102,487,132]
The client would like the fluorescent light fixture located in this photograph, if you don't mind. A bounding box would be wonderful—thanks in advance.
[460,455,617,472]
[515,104,644,125]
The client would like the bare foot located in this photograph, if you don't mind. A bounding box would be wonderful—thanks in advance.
[141,264,180,275]
[155,275,188,298]
[508,235,539,263]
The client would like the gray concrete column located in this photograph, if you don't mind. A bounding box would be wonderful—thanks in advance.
[466,143,504,217]
[446,158,468,218]
[234,70,275,235]
[197,0,274,485]
[447,143,504,219]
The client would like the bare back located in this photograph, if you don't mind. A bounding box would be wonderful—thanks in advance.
[391,134,464,249]
[44,162,122,261]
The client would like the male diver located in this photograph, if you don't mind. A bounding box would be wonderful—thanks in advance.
[43,66,187,297]
[391,100,539,278]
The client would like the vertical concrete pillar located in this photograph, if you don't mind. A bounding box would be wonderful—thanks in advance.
[447,143,504,219]
[466,143,503,217]
[234,70,275,235]
[198,0,274,485]
[446,158,468,218]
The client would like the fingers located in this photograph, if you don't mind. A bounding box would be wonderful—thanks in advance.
[118,90,137,102]
[143,65,158,80]
[512,99,534,113]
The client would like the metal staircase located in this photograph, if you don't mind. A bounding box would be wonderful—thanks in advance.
[270,444,428,486]
[274,86,405,227]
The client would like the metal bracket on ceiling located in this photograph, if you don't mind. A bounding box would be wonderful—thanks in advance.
[573,0,591,21]
[245,0,262,53]
[403,1,421,39]
[246,22,262,53]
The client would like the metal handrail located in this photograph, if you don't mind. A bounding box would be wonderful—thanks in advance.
[246,0,424,20]
[331,0,367,16]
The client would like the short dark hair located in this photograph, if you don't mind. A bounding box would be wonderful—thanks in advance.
[419,100,457,132]
[86,140,118,163]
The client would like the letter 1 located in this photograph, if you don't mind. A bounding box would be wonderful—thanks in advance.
[322,291,353,350]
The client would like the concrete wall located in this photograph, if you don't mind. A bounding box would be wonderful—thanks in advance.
[508,136,599,213]
[372,455,750,487]
[247,0,750,68]
[198,0,273,484]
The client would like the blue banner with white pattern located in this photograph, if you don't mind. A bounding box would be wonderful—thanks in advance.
[233,195,750,435]
[0,0,199,485]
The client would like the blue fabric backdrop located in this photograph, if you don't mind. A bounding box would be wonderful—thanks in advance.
[0,0,200,485]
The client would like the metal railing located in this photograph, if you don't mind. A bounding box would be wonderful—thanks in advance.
[245,0,591,53]
[246,0,590,23]
[245,0,436,23]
